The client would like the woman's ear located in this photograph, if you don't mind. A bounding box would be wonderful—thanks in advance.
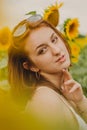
[23,62,29,70]
[23,62,39,72]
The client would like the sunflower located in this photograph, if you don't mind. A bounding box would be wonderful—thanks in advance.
[68,41,81,63]
[43,1,63,27]
[64,18,79,40]
[0,27,12,51]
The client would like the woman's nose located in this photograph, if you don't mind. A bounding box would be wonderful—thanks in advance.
[51,45,61,55]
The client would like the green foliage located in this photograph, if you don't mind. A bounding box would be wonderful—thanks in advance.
[0,51,9,90]
[70,45,87,96]
[25,11,37,16]
[63,18,71,32]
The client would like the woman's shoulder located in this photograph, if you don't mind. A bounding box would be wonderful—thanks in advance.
[32,86,62,105]
[25,86,64,115]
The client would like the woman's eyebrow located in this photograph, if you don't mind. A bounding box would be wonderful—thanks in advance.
[50,33,55,40]
[35,43,46,51]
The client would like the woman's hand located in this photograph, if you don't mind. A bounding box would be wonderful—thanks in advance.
[61,69,84,103]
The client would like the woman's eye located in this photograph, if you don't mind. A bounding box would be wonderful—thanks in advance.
[38,47,47,55]
[52,36,58,44]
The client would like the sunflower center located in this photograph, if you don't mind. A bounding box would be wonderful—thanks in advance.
[0,36,8,45]
[69,23,75,33]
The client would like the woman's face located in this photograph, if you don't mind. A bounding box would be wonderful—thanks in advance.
[24,26,70,75]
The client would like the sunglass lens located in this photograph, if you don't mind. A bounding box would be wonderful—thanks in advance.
[13,24,26,37]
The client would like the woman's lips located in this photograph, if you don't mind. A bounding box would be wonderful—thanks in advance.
[56,55,66,63]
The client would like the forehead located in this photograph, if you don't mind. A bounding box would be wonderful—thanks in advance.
[25,26,56,52]
[29,26,55,42]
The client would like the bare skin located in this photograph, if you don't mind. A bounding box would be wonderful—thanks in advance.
[61,69,84,103]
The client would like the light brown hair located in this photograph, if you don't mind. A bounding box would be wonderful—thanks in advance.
[8,19,71,98]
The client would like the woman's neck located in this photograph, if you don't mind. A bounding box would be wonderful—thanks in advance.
[40,71,64,90]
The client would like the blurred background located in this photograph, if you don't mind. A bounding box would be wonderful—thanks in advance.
[0,1,87,129]
[0,0,87,94]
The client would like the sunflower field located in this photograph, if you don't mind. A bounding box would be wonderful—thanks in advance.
[0,27,12,90]
[70,43,87,97]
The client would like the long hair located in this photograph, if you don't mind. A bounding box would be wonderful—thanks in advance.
[8,19,71,98]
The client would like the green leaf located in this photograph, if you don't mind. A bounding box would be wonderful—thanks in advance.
[25,11,37,16]
[78,34,86,38]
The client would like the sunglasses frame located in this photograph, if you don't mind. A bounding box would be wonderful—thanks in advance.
[12,14,43,38]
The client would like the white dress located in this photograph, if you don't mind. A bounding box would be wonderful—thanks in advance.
[58,94,87,130]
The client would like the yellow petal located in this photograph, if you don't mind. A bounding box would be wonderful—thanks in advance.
[0,27,12,51]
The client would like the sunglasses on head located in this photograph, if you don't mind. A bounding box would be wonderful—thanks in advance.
[13,14,42,38]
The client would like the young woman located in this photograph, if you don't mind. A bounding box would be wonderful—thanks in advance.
[8,14,87,130]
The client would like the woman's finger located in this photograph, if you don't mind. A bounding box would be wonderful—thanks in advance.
[69,84,80,93]
[64,79,75,85]
[62,69,72,82]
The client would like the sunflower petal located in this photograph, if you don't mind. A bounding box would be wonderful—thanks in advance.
[0,27,12,51]
[43,2,63,27]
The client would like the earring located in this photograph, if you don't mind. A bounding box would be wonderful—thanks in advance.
[36,71,40,80]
